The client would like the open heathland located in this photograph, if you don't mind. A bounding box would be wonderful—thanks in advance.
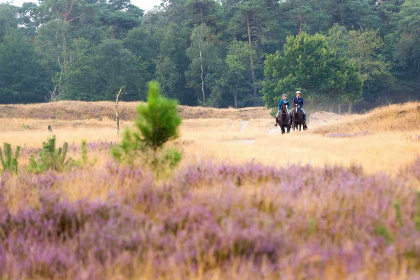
[0,102,418,174]
[0,102,419,279]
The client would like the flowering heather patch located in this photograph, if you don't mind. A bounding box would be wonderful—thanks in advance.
[0,159,419,279]
[19,146,42,157]
[69,140,115,153]
[20,141,115,157]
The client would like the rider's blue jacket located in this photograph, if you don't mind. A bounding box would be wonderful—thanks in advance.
[293,97,304,108]
[278,99,290,110]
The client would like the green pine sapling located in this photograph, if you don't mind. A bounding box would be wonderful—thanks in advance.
[112,81,182,176]
[0,143,20,174]
[74,140,96,168]
[28,136,74,174]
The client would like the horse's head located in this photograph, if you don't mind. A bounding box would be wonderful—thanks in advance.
[281,103,288,113]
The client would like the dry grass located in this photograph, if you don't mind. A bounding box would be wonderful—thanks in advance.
[0,101,271,120]
[0,102,418,175]
[314,102,420,135]
[179,118,419,175]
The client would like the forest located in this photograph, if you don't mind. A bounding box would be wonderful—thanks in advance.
[0,0,419,112]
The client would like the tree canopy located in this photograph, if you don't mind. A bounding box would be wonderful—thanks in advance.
[0,0,418,110]
[262,32,362,112]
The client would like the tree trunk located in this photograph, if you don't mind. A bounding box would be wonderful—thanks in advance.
[348,101,353,114]
[234,84,238,108]
[298,0,302,35]
[114,86,125,136]
[329,106,333,113]
[198,29,205,105]
[199,48,205,105]
[338,104,342,114]
[246,16,257,106]
[337,0,344,25]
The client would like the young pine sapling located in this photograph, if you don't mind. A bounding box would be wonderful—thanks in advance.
[0,143,20,174]
[112,81,182,176]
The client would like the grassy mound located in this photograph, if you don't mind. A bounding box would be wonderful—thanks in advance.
[314,102,420,135]
[0,101,271,121]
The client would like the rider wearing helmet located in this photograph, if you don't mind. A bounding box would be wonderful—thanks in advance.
[278,94,290,111]
[275,94,289,126]
[291,91,307,127]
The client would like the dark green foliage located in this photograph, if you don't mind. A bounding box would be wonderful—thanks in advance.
[0,143,20,174]
[112,81,182,175]
[392,0,420,80]
[0,31,50,103]
[62,38,150,101]
[262,32,362,109]
[28,136,73,174]
[0,1,418,108]
[136,81,182,151]
[375,224,394,244]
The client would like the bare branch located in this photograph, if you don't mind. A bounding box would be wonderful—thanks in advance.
[67,13,85,22]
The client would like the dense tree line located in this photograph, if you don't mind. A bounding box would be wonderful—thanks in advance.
[0,0,418,111]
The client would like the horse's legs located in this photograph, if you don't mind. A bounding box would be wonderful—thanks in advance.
[281,125,285,134]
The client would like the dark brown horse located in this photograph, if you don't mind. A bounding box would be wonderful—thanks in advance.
[291,103,304,131]
[276,103,291,134]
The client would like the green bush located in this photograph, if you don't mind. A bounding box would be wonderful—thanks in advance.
[0,143,20,174]
[28,136,74,174]
[112,81,182,176]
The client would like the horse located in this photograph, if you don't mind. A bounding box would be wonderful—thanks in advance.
[276,103,291,134]
[291,103,305,131]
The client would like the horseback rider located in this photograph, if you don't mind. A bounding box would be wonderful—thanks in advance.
[275,94,289,126]
[291,91,307,127]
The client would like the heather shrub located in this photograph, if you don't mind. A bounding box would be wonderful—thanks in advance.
[0,143,20,174]
[112,81,182,176]
[28,136,74,174]
[1,162,420,279]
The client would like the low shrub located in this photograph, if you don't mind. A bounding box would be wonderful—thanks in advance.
[27,136,73,174]
[112,81,182,177]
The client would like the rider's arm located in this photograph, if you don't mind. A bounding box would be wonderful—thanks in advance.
[300,98,304,108]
